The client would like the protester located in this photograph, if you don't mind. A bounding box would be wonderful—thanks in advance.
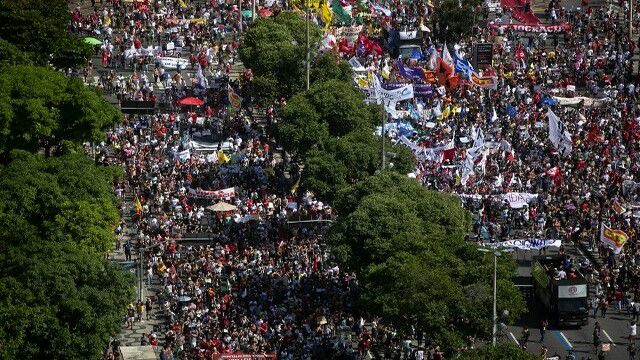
[70,0,640,357]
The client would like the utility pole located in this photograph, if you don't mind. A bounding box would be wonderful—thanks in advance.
[252,0,256,21]
[305,1,310,90]
[492,251,497,346]
[630,0,634,37]
[381,109,386,170]
[478,247,504,346]
[239,0,243,33]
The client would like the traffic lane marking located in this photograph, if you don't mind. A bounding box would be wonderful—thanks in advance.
[553,330,573,349]
[509,332,520,345]
[602,329,616,346]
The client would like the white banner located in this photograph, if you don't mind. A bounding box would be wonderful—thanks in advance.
[500,192,538,208]
[547,109,572,157]
[348,57,365,72]
[190,140,233,152]
[553,96,609,108]
[159,57,189,69]
[176,149,191,161]
[187,187,235,200]
[486,239,561,250]
[558,284,588,298]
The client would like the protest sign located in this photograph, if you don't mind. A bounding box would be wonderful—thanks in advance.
[188,187,236,200]
[500,192,538,208]
[486,239,561,250]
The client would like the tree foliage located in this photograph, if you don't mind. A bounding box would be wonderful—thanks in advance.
[433,0,483,43]
[328,172,526,352]
[0,152,133,359]
[458,343,537,360]
[0,0,93,68]
[0,39,34,66]
[239,11,322,102]
[310,52,354,84]
[0,65,121,158]
[0,151,121,253]
[0,217,134,360]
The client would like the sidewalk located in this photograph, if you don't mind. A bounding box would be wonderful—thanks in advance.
[108,193,165,348]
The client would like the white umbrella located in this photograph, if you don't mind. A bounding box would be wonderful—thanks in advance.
[208,202,237,212]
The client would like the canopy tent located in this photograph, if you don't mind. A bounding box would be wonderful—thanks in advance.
[208,202,237,212]
[177,97,204,106]
[84,37,102,45]
[258,8,273,17]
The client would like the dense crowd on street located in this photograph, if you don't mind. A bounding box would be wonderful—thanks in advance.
[66,0,640,358]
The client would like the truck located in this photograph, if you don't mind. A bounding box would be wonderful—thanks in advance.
[532,255,589,327]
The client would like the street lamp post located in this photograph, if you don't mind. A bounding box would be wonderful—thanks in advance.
[478,247,509,346]
[381,110,386,170]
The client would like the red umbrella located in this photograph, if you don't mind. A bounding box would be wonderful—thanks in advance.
[178,97,204,106]
[258,8,273,17]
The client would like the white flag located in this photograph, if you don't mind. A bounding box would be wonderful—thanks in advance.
[442,43,454,66]
[547,109,572,156]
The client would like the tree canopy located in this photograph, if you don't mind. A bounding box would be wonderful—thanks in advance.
[0,151,133,359]
[0,65,121,158]
[458,343,537,360]
[0,0,93,68]
[0,219,134,359]
[0,151,121,253]
[433,0,483,43]
[239,11,322,102]
[328,172,526,352]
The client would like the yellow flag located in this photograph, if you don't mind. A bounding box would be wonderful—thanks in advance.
[178,0,187,9]
[356,77,368,88]
[441,105,451,119]
[217,150,230,164]
[320,0,333,28]
[135,194,143,215]
[290,177,301,195]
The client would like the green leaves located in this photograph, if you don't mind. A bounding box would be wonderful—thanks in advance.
[239,11,322,102]
[328,172,525,353]
[0,152,134,359]
[458,343,537,360]
[0,0,92,68]
[0,151,120,253]
[0,66,121,158]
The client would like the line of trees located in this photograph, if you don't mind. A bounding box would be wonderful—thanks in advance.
[240,11,531,358]
[0,1,135,358]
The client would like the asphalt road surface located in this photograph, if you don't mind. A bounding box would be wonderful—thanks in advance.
[505,243,634,360]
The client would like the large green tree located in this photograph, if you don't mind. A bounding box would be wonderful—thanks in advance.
[239,11,322,102]
[0,65,121,158]
[0,0,93,68]
[328,172,526,352]
[0,215,134,360]
[275,79,384,156]
[0,151,121,253]
[433,0,483,43]
[458,343,537,360]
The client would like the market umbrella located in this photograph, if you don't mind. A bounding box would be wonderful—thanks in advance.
[208,202,237,212]
[84,37,102,46]
[177,97,204,106]
[241,10,253,17]
[258,8,273,17]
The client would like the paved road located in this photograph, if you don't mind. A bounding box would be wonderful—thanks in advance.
[504,241,634,359]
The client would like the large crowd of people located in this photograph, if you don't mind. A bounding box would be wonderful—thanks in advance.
[67,0,640,358]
